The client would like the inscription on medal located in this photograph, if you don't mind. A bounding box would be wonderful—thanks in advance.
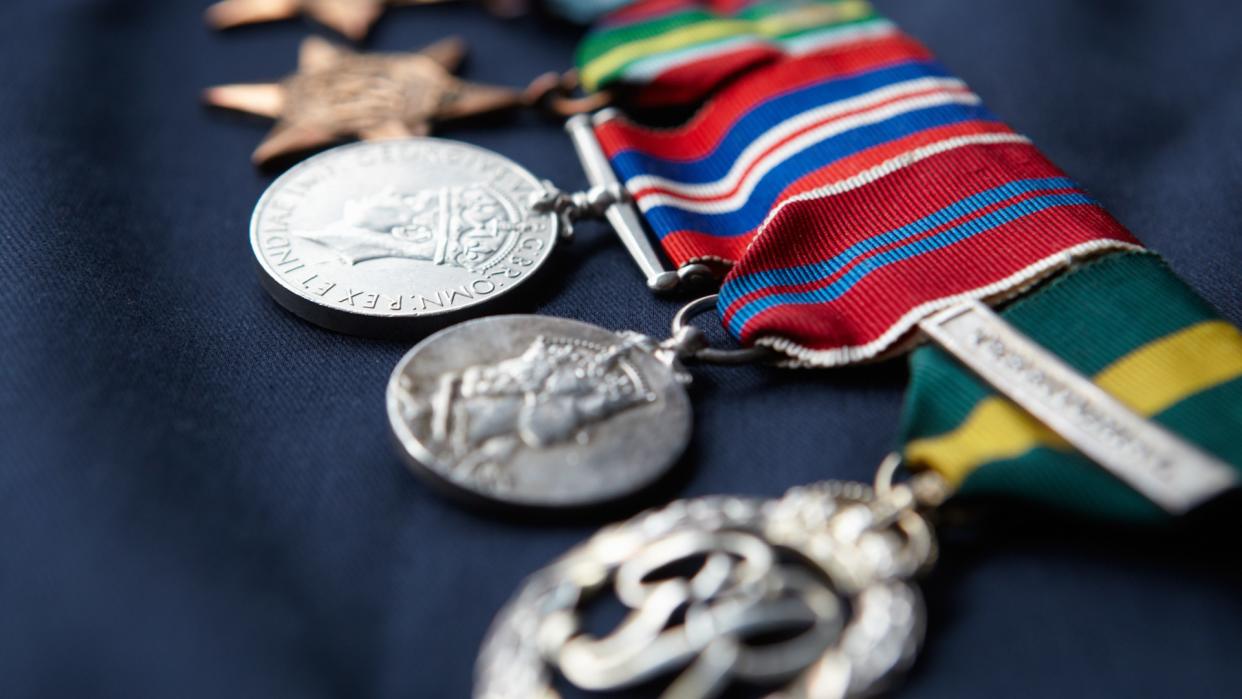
[250,139,558,335]
[386,316,692,509]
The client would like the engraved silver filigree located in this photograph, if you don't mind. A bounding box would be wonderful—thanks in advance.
[475,481,935,698]
[387,315,692,508]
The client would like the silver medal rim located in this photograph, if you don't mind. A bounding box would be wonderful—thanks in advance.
[386,314,693,509]
[250,138,560,335]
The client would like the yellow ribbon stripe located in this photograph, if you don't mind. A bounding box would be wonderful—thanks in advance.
[581,1,873,90]
[906,321,1242,485]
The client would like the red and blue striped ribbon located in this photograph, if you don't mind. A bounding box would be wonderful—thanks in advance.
[590,2,1141,364]
[595,34,1000,266]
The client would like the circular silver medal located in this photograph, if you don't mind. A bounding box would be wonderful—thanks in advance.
[386,315,692,509]
[251,139,559,336]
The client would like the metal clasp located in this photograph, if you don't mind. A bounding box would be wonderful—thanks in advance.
[565,114,720,293]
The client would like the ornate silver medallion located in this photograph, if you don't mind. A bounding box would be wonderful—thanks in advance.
[251,139,559,336]
[386,315,693,508]
[475,481,934,698]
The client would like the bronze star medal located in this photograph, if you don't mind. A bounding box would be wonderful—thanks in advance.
[205,0,528,40]
[204,36,524,166]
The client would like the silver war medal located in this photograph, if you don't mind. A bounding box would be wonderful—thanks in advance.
[387,315,693,508]
[251,134,712,337]
[251,139,560,336]
[385,296,772,510]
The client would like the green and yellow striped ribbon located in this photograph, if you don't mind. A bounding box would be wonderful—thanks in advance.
[576,0,879,92]
[901,251,1242,520]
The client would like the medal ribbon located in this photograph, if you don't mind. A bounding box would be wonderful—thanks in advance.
[581,0,1242,511]
[587,0,1139,362]
[901,251,1242,519]
[577,0,892,103]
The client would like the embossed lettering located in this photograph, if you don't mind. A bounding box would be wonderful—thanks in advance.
[414,292,445,311]
[264,200,295,233]
[307,280,335,297]
[339,288,365,306]
[265,237,306,273]
[443,286,473,305]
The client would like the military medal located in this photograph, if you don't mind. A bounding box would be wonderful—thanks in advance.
[387,315,693,507]
[466,0,1242,694]
[205,37,526,166]
[385,295,781,508]
[250,138,562,335]
[476,470,940,698]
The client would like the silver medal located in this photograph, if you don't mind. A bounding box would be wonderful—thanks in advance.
[251,139,559,336]
[386,315,693,508]
[475,479,937,698]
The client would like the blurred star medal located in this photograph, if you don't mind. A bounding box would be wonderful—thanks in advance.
[205,36,524,166]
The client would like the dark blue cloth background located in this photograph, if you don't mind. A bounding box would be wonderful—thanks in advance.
[2,1,1241,697]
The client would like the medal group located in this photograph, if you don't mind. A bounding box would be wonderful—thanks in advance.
[206,1,1242,696]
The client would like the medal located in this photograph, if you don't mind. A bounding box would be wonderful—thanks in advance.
[214,33,703,334]
[205,37,527,167]
[251,139,559,335]
[385,296,778,508]
[476,470,941,698]
[387,315,693,507]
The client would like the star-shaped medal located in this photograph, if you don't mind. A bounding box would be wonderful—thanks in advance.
[205,0,529,41]
[205,36,525,166]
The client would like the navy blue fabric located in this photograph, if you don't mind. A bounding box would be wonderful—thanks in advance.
[2,1,1241,696]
